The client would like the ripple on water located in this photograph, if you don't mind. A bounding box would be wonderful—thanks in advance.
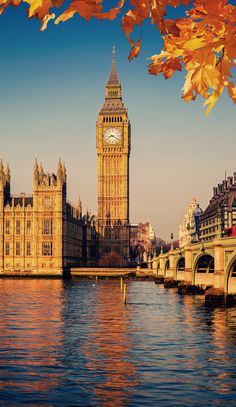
[0,279,236,406]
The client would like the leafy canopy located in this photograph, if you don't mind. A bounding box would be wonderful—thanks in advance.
[1,0,235,114]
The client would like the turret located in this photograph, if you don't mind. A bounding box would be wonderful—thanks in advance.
[57,157,63,184]
[5,163,10,183]
[33,157,39,187]
[62,161,67,182]
[0,159,4,185]
[4,162,10,198]
[0,159,10,201]
[77,196,82,219]
[39,162,44,183]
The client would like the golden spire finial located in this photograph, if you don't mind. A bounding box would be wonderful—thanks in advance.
[112,45,116,64]
[107,46,119,85]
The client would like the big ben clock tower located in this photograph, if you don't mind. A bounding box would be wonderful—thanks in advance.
[96,47,131,266]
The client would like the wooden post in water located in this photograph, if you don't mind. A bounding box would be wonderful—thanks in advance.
[120,277,123,292]
[123,283,127,305]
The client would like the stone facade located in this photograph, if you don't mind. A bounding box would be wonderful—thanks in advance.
[0,159,88,276]
[179,198,202,247]
[96,48,131,266]
[199,173,236,242]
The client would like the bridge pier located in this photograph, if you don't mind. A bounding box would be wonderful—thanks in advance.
[183,246,193,283]
[167,251,175,279]
[152,258,158,275]
[213,239,224,289]
[159,256,165,277]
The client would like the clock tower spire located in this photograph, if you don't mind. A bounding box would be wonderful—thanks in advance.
[96,48,131,266]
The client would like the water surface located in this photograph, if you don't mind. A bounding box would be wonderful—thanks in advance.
[0,279,236,406]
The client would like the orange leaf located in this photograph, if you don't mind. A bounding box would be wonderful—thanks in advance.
[128,38,141,61]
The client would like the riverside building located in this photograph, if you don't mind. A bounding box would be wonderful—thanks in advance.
[0,159,94,276]
[199,174,236,242]
[179,198,202,247]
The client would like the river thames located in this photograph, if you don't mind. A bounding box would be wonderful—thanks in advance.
[0,279,236,406]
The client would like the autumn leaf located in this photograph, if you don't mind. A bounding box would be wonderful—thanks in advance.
[55,0,124,25]
[128,38,141,61]
[40,11,55,31]
[203,86,224,116]
[148,0,236,114]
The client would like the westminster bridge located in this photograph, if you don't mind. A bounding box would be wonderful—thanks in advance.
[149,236,236,294]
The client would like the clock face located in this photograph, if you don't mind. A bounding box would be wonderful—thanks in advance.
[104,128,121,145]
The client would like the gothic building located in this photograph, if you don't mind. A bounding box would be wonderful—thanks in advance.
[0,49,132,274]
[199,174,236,242]
[0,159,90,276]
[179,198,202,247]
[96,48,131,266]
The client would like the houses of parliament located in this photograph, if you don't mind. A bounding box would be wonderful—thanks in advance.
[0,49,131,275]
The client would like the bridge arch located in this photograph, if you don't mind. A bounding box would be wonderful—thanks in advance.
[225,254,236,294]
[175,256,185,280]
[193,253,215,286]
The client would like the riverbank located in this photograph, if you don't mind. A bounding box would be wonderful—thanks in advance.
[70,267,156,279]
[0,267,156,279]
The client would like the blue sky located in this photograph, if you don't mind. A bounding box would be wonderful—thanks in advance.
[0,3,235,240]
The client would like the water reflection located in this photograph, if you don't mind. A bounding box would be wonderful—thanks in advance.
[81,281,138,406]
[179,294,236,399]
[0,279,63,400]
[209,307,236,395]
[0,279,236,405]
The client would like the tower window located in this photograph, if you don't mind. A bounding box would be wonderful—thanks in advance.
[5,242,10,256]
[16,220,20,235]
[42,219,52,235]
[26,242,31,256]
[42,242,52,256]
[16,242,20,256]
[5,220,10,234]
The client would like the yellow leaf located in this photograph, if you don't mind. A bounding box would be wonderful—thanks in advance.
[203,86,224,115]
[40,12,55,31]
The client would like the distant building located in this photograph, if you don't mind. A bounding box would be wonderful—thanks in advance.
[179,198,202,247]
[199,174,236,242]
[0,159,93,276]
[130,222,156,262]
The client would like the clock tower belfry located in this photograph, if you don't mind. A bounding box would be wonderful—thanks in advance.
[96,47,131,266]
